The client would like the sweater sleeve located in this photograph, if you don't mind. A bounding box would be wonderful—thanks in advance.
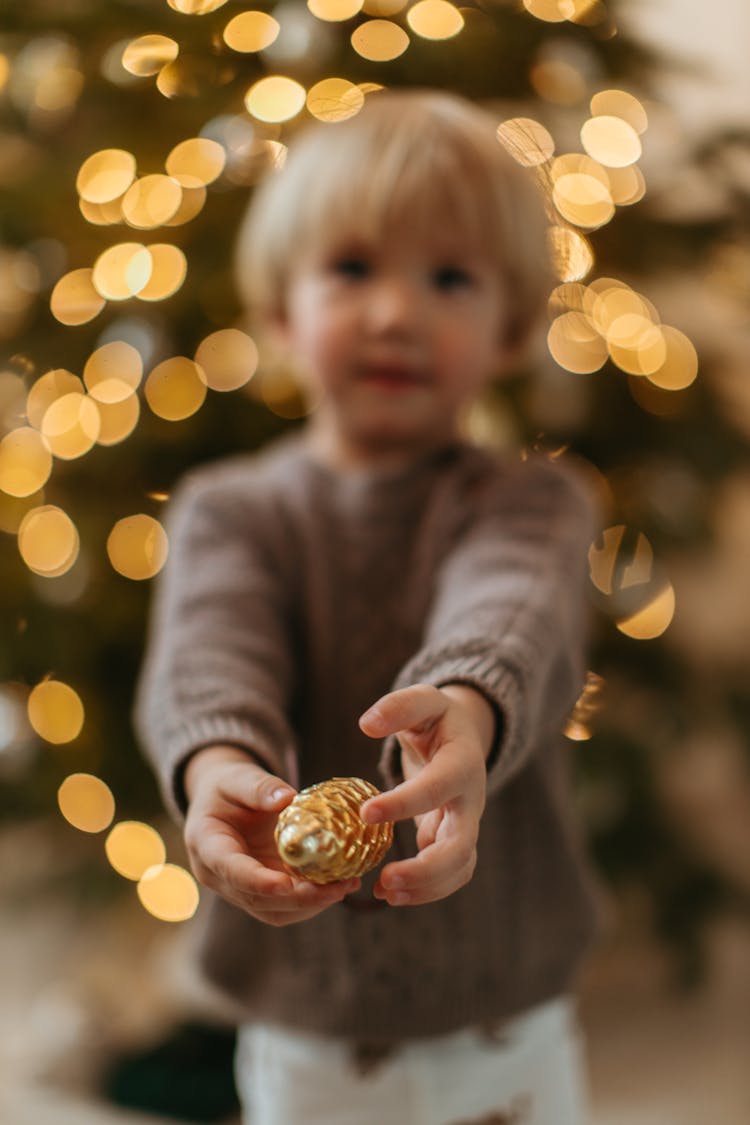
[132,465,298,820]
[378,455,597,797]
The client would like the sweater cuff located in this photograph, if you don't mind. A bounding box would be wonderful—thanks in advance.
[376,646,527,797]
[158,715,296,821]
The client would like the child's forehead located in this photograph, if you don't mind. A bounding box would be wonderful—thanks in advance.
[308,211,492,264]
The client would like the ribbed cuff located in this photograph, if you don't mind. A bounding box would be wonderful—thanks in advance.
[158,715,295,820]
[377,646,528,798]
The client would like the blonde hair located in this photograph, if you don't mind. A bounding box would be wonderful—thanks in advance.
[236,89,552,353]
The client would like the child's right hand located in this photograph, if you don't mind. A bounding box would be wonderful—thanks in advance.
[183,745,361,926]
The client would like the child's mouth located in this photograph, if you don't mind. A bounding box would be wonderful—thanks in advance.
[358,365,429,390]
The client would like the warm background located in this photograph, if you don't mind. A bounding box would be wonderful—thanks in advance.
[1,1,749,1122]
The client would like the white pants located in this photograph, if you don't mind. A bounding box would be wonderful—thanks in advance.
[234,996,589,1125]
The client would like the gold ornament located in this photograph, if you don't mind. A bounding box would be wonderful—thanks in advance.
[274,777,393,885]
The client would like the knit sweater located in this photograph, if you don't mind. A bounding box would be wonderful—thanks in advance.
[133,430,603,1042]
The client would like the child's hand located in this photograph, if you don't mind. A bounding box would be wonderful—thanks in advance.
[183,746,361,926]
[358,684,494,908]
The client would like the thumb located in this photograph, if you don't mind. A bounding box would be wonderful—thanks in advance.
[359,683,447,739]
[246,770,296,812]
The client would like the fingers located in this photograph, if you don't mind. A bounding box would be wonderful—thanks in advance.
[190,830,361,923]
[373,810,478,907]
[218,765,295,813]
[361,739,480,825]
[359,683,447,740]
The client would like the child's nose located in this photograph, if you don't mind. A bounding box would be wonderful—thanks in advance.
[366,277,424,335]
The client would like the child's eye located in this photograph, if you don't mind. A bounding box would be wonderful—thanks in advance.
[432,265,473,291]
[331,256,371,280]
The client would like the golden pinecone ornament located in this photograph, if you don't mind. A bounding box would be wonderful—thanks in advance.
[274,777,393,885]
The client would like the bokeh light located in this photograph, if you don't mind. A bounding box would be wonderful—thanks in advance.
[194,329,258,391]
[95,395,141,446]
[137,863,200,922]
[27,679,84,744]
[223,11,281,53]
[121,35,179,77]
[144,357,207,421]
[165,137,226,187]
[646,326,699,390]
[606,164,646,206]
[18,504,80,577]
[135,244,187,302]
[76,148,136,204]
[351,20,410,60]
[26,368,83,428]
[617,582,675,639]
[589,525,654,596]
[308,0,364,19]
[107,514,169,580]
[50,268,106,325]
[553,172,614,229]
[121,175,183,229]
[580,115,642,168]
[0,428,52,497]
[105,821,166,880]
[407,0,464,40]
[92,243,153,300]
[58,773,115,833]
[41,392,101,459]
[548,311,608,373]
[590,88,648,135]
[497,117,555,167]
[167,0,230,13]
[164,185,207,226]
[548,226,595,282]
[363,0,406,12]
[83,341,143,403]
[306,78,364,122]
[244,76,306,122]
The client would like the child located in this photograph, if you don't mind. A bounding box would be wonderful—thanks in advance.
[134,89,601,1125]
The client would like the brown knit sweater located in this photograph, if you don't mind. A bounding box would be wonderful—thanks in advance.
[133,430,602,1041]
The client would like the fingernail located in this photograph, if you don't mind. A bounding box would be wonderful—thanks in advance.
[264,787,292,809]
[359,705,382,727]
[391,892,411,906]
[386,875,405,890]
[361,803,381,824]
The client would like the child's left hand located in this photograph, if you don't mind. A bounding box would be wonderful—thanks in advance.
[358,683,495,907]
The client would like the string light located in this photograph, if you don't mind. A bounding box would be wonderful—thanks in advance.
[497,117,555,167]
[223,11,281,53]
[194,329,259,391]
[0,428,52,497]
[58,773,115,833]
[244,76,307,122]
[137,863,200,922]
[121,35,179,77]
[308,0,364,19]
[107,514,169,580]
[165,137,226,187]
[27,679,84,744]
[105,821,166,879]
[83,341,143,403]
[351,20,409,60]
[135,244,187,302]
[92,243,153,300]
[406,0,464,40]
[76,148,136,204]
[50,269,106,325]
[144,356,207,421]
[18,504,80,577]
[306,77,364,122]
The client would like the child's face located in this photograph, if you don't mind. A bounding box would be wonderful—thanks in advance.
[272,219,511,468]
